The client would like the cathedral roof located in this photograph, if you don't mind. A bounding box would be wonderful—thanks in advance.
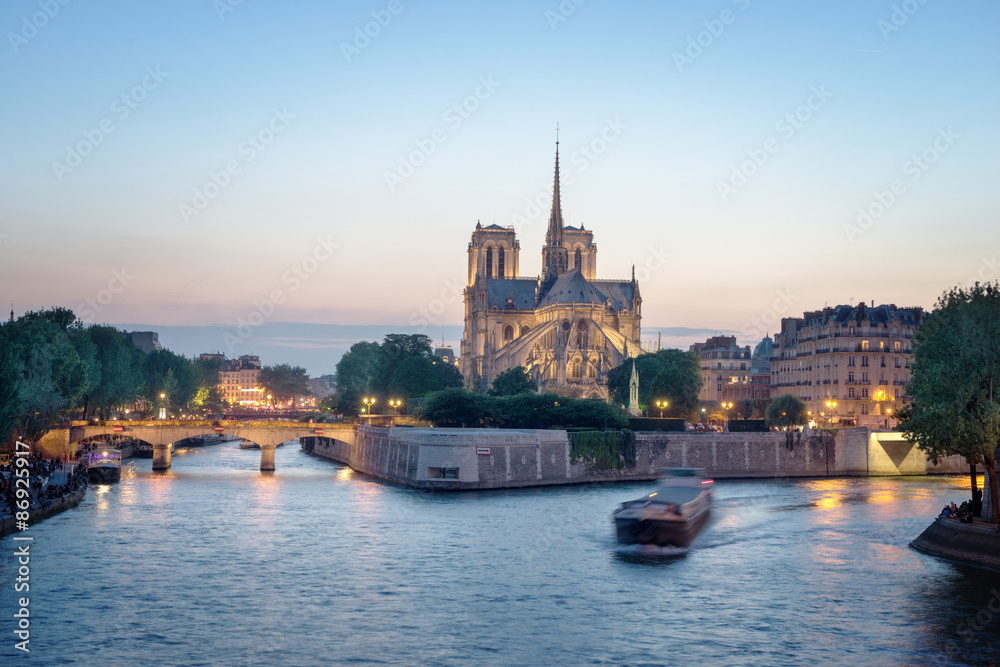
[538,268,608,307]
[590,280,637,310]
[484,278,538,309]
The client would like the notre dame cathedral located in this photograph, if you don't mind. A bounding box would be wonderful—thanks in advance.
[460,140,642,399]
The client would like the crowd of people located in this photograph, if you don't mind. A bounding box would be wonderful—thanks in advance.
[939,500,977,523]
[1,454,88,517]
[75,435,138,458]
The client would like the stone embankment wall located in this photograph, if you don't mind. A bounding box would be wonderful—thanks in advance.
[0,486,87,538]
[304,426,970,491]
[911,518,1000,570]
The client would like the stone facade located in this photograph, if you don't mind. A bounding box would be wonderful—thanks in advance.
[460,142,642,398]
[771,303,926,428]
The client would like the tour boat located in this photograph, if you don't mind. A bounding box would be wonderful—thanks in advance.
[612,468,713,548]
[86,449,122,483]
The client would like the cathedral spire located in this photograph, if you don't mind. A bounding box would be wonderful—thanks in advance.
[541,127,569,286]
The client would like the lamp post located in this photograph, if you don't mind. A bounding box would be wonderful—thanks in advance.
[722,402,733,431]
[825,400,838,427]
[159,393,166,420]
[389,399,402,415]
[363,397,377,422]
[655,399,668,419]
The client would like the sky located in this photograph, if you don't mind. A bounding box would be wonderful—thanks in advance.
[2,0,998,375]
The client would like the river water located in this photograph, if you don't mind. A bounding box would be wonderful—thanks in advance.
[1,441,998,666]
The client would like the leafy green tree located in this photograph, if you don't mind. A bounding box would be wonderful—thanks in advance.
[646,350,702,419]
[418,387,490,427]
[489,366,538,397]
[0,346,23,445]
[80,325,146,418]
[258,364,311,405]
[898,282,1000,522]
[607,349,702,411]
[335,389,362,417]
[334,341,381,395]
[143,350,198,411]
[766,394,808,429]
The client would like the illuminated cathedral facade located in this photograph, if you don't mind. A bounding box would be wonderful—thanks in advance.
[460,141,642,399]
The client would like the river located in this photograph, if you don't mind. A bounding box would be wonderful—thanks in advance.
[1,441,997,666]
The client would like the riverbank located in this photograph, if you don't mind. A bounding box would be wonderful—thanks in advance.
[302,426,969,490]
[910,517,1000,570]
[0,485,87,538]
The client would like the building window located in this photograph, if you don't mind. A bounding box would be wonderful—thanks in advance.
[485,247,493,277]
[497,248,505,278]
[894,341,901,352]
[587,363,595,378]
[861,356,869,367]
[895,357,901,368]
[862,372,869,383]
[879,341,885,351]
[574,248,582,270]
[503,325,514,343]
[521,325,529,337]
[572,360,582,377]
[848,388,855,399]
[848,372,855,383]
[862,388,869,399]
[861,403,869,415]
[862,340,869,351]
[848,356,855,367]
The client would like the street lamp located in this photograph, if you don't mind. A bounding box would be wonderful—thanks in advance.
[655,399,668,419]
[389,399,402,415]
[159,393,167,420]
[363,397,376,419]
[825,400,838,425]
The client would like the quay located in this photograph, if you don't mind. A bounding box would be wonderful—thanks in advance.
[302,426,969,490]
[911,518,1000,570]
[0,484,87,538]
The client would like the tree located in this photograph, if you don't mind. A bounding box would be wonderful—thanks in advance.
[646,350,703,419]
[0,346,23,445]
[766,394,808,429]
[489,366,538,397]
[258,364,310,405]
[606,349,702,413]
[334,341,381,395]
[418,388,490,427]
[898,282,1000,522]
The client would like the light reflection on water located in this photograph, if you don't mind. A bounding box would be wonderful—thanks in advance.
[1,442,997,666]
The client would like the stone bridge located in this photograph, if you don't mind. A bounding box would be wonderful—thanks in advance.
[36,420,357,460]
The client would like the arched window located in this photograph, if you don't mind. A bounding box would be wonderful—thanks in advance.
[485,247,493,277]
[503,325,514,343]
[587,363,595,378]
[521,325,529,337]
[497,248,505,278]
[575,248,582,271]
[572,360,582,377]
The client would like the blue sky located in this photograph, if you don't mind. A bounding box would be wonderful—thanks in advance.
[2,0,998,374]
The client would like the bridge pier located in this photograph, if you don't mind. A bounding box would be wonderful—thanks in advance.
[260,443,276,471]
[152,443,171,470]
